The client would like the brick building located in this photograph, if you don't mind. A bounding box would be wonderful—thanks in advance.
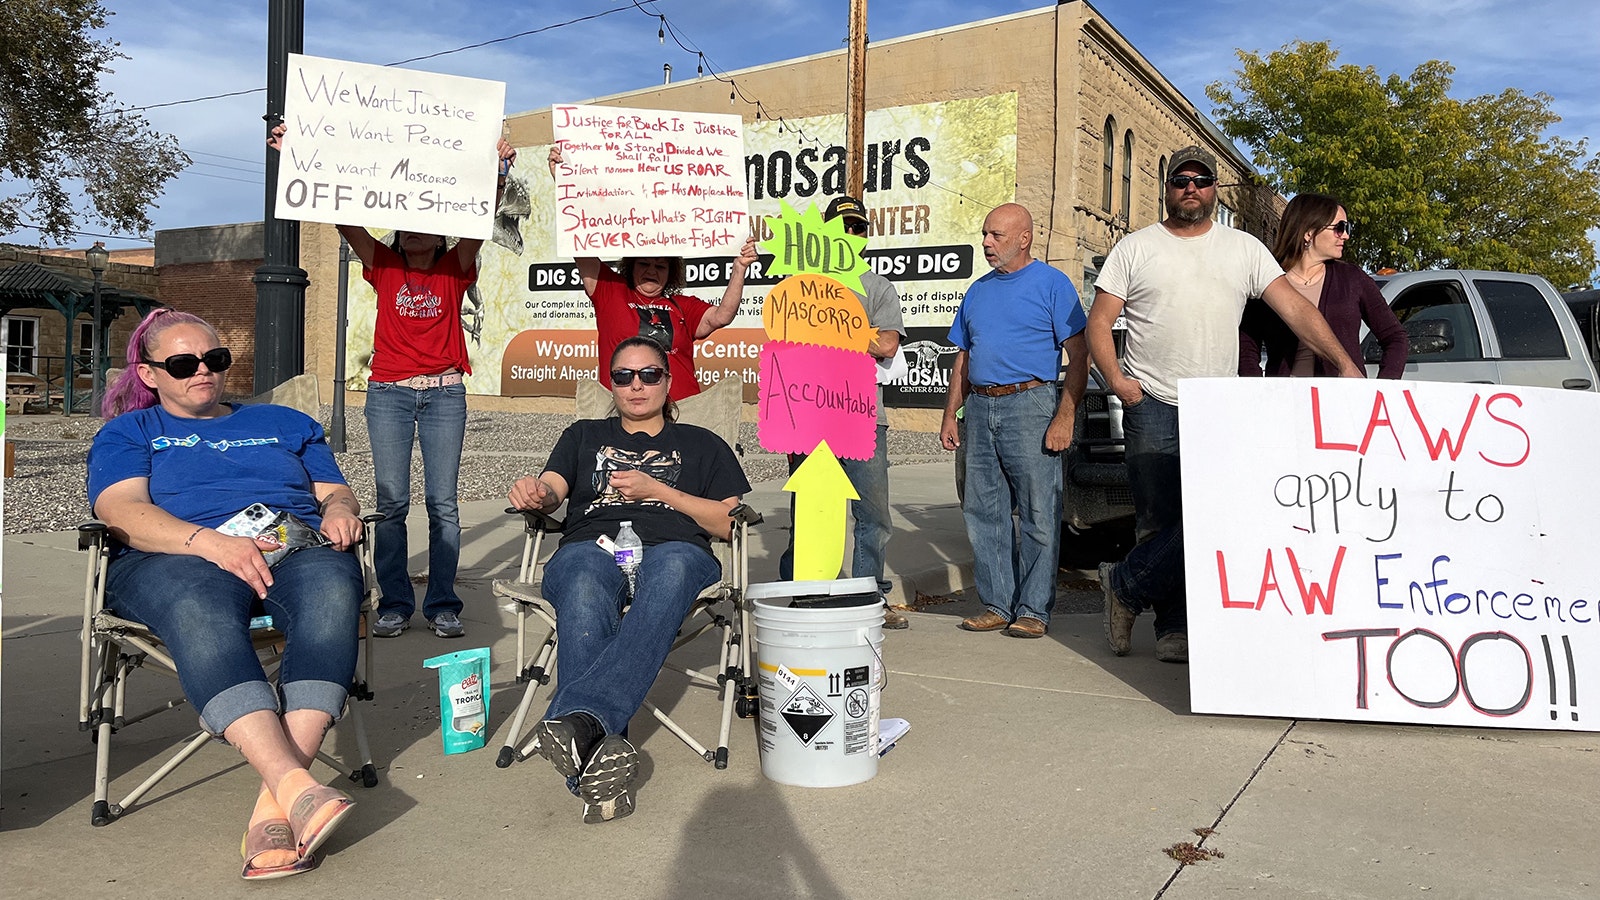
[154,222,266,395]
[0,244,160,413]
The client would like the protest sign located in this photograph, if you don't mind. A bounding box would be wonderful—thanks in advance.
[550,104,747,256]
[757,341,878,460]
[1183,378,1600,732]
[762,274,877,353]
[274,54,505,239]
[758,199,870,295]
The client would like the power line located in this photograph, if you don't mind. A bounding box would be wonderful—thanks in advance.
[186,149,265,167]
[190,160,265,175]
[181,170,262,185]
[15,223,154,243]
[120,6,634,114]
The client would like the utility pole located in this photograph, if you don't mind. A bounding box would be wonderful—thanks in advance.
[845,0,868,199]
[253,0,308,393]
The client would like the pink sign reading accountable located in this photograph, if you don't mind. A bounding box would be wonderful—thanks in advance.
[757,341,878,460]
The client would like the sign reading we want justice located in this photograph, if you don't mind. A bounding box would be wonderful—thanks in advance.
[1184,378,1600,732]
[273,54,506,239]
[551,103,748,256]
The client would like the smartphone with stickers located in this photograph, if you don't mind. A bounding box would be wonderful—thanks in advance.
[216,503,275,537]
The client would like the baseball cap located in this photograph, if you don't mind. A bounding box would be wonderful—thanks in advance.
[824,195,869,224]
[1168,145,1218,177]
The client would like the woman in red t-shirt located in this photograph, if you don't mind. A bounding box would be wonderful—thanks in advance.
[548,147,759,401]
[270,124,515,641]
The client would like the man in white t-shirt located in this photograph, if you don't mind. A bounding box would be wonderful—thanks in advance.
[1087,145,1361,663]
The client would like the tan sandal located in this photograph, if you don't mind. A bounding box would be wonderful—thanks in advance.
[286,784,356,858]
[241,818,318,880]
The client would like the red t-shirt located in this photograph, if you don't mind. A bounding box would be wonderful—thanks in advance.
[363,243,475,382]
[589,266,711,400]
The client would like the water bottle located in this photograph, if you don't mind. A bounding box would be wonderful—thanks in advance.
[614,521,643,599]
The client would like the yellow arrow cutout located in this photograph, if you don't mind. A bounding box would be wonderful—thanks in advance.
[783,439,859,581]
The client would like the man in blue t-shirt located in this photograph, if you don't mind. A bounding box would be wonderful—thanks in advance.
[939,203,1088,638]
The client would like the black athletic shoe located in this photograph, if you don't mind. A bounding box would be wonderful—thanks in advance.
[577,734,640,805]
[532,713,603,778]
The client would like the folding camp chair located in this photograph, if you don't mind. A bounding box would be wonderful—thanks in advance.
[490,375,762,770]
[76,517,384,826]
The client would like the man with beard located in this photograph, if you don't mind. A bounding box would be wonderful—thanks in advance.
[1087,145,1361,664]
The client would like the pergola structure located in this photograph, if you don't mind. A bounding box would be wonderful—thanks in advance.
[0,262,162,415]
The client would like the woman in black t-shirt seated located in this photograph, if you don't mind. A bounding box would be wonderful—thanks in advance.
[508,336,751,823]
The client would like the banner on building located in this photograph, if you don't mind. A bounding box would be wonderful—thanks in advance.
[1183,377,1600,732]
[341,92,1018,397]
[274,54,505,239]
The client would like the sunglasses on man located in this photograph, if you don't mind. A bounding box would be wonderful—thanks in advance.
[141,347,233,379]
[1166,174,1217,190]
[844,220,868,236]
[611,366,667,386]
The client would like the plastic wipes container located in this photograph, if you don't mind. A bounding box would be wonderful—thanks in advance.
[423,648,491,754]
[749,578,884,787]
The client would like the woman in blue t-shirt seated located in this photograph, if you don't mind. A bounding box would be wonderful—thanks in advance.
[507,336,751,824]
[88,309,365,880]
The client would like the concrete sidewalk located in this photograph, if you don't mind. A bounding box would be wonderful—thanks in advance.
[3,461,1597,899]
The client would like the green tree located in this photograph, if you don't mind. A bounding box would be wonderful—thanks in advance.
[0,0,188,242]
[1207,40,1600,289]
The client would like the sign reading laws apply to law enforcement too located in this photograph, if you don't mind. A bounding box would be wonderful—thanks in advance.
[274,54,506,239]
[1183,378,1600,732]
[551,103,748,256]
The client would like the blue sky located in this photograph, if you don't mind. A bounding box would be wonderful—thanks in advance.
[12,0,1600,263]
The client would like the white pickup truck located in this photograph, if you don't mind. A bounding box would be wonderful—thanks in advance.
[1062,269,1598,558]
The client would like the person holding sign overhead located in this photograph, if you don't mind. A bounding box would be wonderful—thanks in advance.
[548,146,759,400]
[268,123,515,641]
[939,203,1089,639]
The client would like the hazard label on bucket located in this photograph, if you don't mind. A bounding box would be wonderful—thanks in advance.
[780,683,836,746]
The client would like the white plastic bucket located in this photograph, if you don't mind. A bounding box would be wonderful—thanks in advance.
[750,578,884,787]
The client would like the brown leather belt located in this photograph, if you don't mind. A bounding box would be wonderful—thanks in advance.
[970,378,1050,397]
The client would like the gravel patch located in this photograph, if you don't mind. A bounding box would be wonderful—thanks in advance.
[4,407,945,535]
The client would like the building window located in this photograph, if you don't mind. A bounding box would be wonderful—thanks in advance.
[1157,156,1167,219]
[1215,202,1236,229]
[1101,116,1116,212]
[1121,130,1134,222]
[4,315,40,375]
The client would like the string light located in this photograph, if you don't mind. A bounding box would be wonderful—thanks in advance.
[658,15,665,43]
[697,53,704,78]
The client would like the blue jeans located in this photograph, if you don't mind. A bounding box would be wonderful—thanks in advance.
[1114,394,1186,636]
[105,546,362,734]
[961,386,1062,623]
[542,541,721,736]
[365,380,466,621]
[778,424,893,597]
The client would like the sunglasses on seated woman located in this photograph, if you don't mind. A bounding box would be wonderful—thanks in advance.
[141,347,233,378]
[610,366,667,386]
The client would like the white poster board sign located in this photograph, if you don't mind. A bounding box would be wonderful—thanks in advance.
[274,53,505,239]
[550,103,747,256]
[1183,378,1600,731]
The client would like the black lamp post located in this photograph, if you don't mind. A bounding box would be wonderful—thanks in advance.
[86,241,110,417]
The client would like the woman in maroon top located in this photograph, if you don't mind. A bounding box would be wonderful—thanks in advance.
[1240,193,1408,378]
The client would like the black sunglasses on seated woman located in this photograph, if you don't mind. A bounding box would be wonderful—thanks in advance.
[610,366,667,386]
[141,347,233,379]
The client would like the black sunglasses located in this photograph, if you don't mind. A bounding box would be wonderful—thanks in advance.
[142,347,232,379]
[1166,174,1217,189]
[1323,220,1354,236]
[843,220,868,235]
[611,366,667,386]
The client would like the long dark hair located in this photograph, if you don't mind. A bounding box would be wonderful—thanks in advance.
[611,336,678,422]
[100,308,217,417]
[618,256,686,297]
[1271,193,1343,269]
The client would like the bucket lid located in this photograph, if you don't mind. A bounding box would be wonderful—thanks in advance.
[746,577,880,603]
